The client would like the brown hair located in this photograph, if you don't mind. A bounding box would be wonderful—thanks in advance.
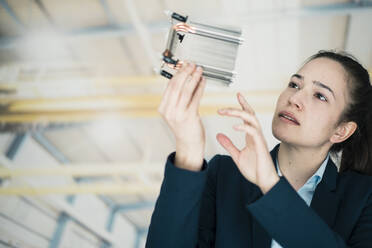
[308,50,372,175]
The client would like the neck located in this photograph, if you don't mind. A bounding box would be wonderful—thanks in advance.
[277,142,330,191]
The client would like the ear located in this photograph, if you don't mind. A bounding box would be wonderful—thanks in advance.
[330,121,357,144]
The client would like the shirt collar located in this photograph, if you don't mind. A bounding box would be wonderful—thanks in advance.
[276,153,329,187]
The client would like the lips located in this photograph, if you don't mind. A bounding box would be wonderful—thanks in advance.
[278,111,300,125]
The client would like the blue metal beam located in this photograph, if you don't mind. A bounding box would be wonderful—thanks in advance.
[100,207,116,248]
[0,21,167,49]
[106,208,116,233]
[3,133,27,185]
[0,239,18,248]
[31,132,70,164]
[114,201,155,212]
[100,201,154,248]
[0,212,50,241]
[5,134,25,159]
[2,133,55,247]
[2,131,119,247]
[34,0,56,27]
[105,201,155,233]
[31,132,76,203]
[0,0,25,29]
[1,133,52,247]
[3,132,71,248]
[49,213,69,248]
[134,228,147,248]
[0,2,371,50]
[98,0,142,74]
[32,131,153,247]
[66,22,166,38]
[99,0,116,25]
[5,133,27,160]
[32,131,120,247]
[237,1,372,20]
[302,1,372,14]
[100,241,110,248]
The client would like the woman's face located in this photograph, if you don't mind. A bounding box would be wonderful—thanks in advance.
[272,57,349,148]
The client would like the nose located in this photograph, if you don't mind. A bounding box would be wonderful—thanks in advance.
[288,91,304,111]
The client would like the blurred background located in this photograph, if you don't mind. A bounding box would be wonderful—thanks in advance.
[0,0,371,247]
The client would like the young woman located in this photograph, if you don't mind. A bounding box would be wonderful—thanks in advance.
[146,51,372,247]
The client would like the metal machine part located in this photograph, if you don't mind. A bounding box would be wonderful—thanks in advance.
[160,11,243,86]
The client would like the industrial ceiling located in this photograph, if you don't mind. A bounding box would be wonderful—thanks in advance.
[0,0,371,240]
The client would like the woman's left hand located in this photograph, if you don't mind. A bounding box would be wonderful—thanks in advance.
[217,92,280,194]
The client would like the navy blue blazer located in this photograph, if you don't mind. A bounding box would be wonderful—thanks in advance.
[146,144,372,247]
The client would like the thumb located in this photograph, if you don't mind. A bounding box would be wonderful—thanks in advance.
[216,133,240,162]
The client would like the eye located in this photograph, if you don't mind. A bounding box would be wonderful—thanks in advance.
[315,93,327,102]
[288,82,299,89]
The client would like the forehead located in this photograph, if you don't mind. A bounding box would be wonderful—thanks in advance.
[298,57,348,99]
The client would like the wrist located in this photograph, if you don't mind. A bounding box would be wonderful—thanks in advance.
[175,143,204,172]
[259,173,280,194]
[175,153,204,172]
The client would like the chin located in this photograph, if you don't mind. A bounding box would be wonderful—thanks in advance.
[272,123,329,149]
[272,128,302,147]
[272,118,295,144]
[272,126,286,142]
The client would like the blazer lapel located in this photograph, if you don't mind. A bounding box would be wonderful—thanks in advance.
[248,145,281,248]
[310,159,341,228]
[246,145,342,247]
[250,188,272,248]
[239,172,271,248]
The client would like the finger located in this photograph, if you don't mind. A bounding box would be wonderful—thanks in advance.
[216,133,240,162]
[237,92,255,115]
[233,124,260,143]
[167,63,196,108]
[234,124,268,151]
[188,77,206,113]
[218,108,259,128]
[158,62,189,112]
[178,66,203,109]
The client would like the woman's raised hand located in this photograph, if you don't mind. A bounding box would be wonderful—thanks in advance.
[217,93,280,193]
[158,63,207,171]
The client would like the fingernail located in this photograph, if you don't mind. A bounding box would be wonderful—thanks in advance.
[196,66,202,72]
[233,125,242,130]
[218,109,226,113]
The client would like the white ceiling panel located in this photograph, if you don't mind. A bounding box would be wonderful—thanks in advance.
[82,120,143,162]
[346,11,372,69]
[300,0,349,7]
[0,133,14,154]
[0,6,21,36]
[7,0,51,30]
[68,37,136,76]
[43,126,108,163]
[42,0,108,29]
[235,19,300,91]
[298,15,347,63]
[124,208,154,229]
[124,0,166,23]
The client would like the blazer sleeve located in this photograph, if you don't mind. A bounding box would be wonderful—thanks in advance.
[348,192,372,247]
[145,152,220,248]
[246,176,372,248]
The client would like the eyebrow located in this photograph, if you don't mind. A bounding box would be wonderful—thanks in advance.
[291,74,335,99]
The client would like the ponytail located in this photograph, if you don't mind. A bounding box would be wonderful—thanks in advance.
[337,87,372,175]
[308,51,372,176]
